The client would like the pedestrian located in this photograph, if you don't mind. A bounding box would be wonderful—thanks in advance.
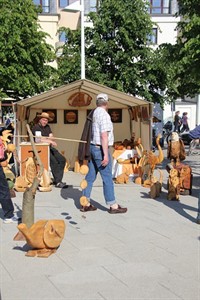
[181,112,189,132]
[31,112,67,188]
[81,93,127,214]
[0,164,20,223]
[174,111,182,132]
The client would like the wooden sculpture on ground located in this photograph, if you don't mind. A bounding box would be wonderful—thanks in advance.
[145,134,164,175]
[166,139,192,197]
[167,168,180,201]
[140,134,164,187]
[166,162,193,196]
[149,169,163,199]
[179,165,192,195]
[114,171,129,184]
[14,175,29,192]
[39,168,52,192]
[119,134,164,187]
[167,132,186,164]
[17,219,65,257]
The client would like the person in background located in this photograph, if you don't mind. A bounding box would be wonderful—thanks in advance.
[174,111,182,133]
[81,93,127,214]
[181,112,189,132]
[0,164,20,223]
[31,112,67,188]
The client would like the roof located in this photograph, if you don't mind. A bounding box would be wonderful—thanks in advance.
[17,79,150,108]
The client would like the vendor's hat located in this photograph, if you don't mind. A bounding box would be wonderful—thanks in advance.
[96,93,109,102]
[37,112,52,121]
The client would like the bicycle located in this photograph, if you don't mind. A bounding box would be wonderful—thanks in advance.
[188,138,200,156]
[187,125,200,156]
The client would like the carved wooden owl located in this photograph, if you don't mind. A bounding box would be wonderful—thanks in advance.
[167,132,186,162]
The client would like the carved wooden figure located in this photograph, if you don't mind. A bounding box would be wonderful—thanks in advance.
[167,132,186,164]
[149,169,163,199]
[17,219,65,257]
[168,169,180,201]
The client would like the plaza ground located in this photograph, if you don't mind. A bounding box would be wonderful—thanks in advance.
[0,147,199,300]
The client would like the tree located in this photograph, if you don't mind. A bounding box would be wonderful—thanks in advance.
[158,0,200,99]
[57,0,170,105]
[174,0,200,97]
[57,28,81,84]
[0,0,58,101]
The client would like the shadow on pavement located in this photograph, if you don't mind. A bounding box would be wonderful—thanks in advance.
[140,189,198,224]
[60,186,107,212]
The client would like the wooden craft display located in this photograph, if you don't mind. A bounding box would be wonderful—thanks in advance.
[20,142,49,176]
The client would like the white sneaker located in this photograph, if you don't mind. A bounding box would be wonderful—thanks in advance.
[3,216,20,224]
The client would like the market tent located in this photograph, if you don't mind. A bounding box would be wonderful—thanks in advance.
[16,79,152,166]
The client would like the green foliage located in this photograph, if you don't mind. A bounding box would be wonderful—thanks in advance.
[168,0,200,97]
[177,0,200,16]
[176,0,200,96]
[57,0,170,106]
[0,0,58,100]
[57,28,81,84]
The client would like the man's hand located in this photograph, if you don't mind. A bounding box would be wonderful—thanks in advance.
[101,154,109,167]
[40,136,57,147]
[50,140,57,147]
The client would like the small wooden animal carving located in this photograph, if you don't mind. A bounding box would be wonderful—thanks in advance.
[14,175,29,192]
[135,134,164,186]
[114,172,129,184]
[168,169,180,201]
[179,165,192,195]
[149,169,163,199]
[39,168,52,192]
[17,219,65,257]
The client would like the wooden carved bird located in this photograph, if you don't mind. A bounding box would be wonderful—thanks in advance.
[167,132,186,164]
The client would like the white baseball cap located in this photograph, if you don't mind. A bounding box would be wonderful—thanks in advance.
[96,93,109,102]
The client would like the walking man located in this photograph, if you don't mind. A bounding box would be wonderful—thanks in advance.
[81,93,127,214]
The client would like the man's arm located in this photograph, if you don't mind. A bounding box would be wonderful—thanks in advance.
[41,133,57,147]
[101,131,109,167]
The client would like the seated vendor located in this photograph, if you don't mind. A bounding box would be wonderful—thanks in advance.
[31,112,67,188]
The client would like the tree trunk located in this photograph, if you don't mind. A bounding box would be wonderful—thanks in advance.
[22,177,39,228]
[13,124,44,240]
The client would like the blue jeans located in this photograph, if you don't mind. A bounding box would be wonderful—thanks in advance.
[0,165,14,218]
[82,144,116,206]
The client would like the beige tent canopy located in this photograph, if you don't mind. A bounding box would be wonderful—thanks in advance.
[16,79,153,166]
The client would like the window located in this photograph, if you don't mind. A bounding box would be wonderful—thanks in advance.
[59,0,68,8]
[59,0,81,9]
[148,0,171,14]
[85,0,97,14]
[33,0,50,13]
[147,28,158,45]
[59,31,67,43]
